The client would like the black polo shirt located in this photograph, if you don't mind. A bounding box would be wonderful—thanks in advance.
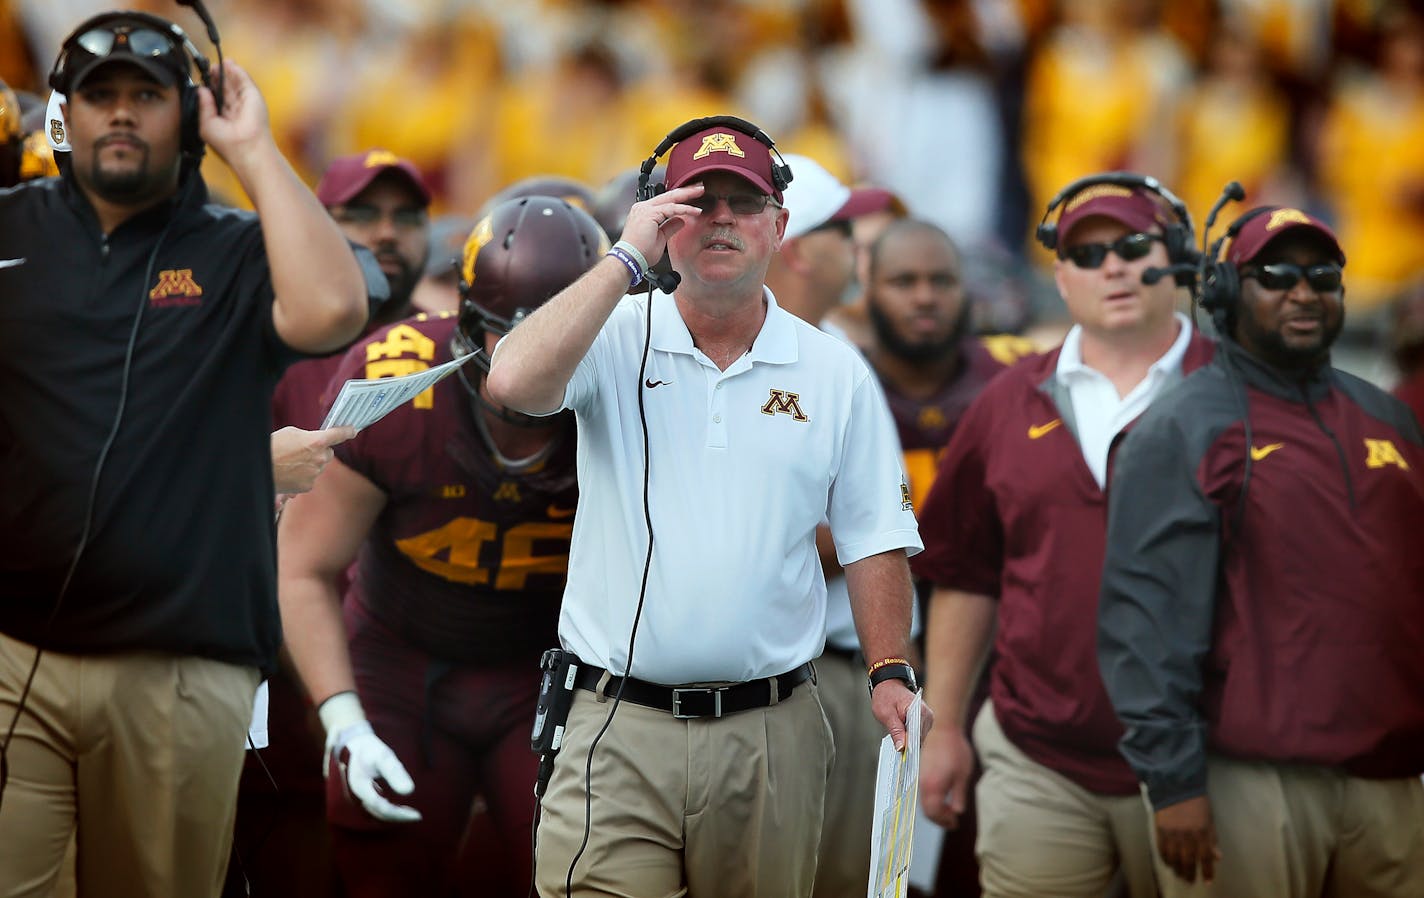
[0,174,301,671]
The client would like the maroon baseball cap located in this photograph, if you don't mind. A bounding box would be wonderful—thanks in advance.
[316,149,432,208]
[664,125,782,202]
[1056,184,1173,247]
[838,186,905,220]
[1224,206,1346,266]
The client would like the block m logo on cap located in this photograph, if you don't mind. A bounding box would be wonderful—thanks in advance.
[693,133,745,161]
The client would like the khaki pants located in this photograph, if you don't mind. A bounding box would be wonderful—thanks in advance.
[535,674,835,898]
[973,701,1156,898]
[812,651,881,898]
[1151,756,1424,898]
[0,631,258,898]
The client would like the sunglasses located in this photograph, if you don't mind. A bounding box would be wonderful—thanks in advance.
[1242,263,1343,293]
[687,192,777,216]
[75,26,178,60]
[1062,232,1161,269]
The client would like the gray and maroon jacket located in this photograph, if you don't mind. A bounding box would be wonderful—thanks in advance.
[1098,338,1424,809]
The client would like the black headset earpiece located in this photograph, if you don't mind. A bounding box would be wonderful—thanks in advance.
[635,114,794,203]
[1199,205,1274,318]
[631,115,793,295]
[48,11,212,160]
[1036,171,1199,287]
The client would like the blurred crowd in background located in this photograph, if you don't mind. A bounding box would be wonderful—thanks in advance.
[4,0,1424,389]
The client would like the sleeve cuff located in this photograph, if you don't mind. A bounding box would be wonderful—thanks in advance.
[1145,774,1209,810]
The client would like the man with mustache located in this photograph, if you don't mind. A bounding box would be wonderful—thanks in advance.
[486,118,929,896]
[0,9,368,896]
[1098,207,1424,897]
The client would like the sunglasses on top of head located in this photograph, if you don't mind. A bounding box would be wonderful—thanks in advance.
[75,26,178,60]
[1061,232,1161,269]
[1241,263,1343,293]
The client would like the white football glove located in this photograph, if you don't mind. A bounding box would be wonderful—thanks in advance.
[318,691,422,823]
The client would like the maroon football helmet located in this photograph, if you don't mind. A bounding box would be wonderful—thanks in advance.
[457,196,608,350]
[479,175,595,218]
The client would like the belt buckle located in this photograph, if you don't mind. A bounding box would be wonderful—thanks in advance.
[671,686,722,719]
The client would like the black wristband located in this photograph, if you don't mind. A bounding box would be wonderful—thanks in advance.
[867,662,918,695]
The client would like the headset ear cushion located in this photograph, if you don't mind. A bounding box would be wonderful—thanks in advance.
[180,86,203,157]
[1202,262,1237,312]
[1035,222,1057,253]
[1164,225,1185,263]
[1164,225,1197,286]
[1220,264,1240,309]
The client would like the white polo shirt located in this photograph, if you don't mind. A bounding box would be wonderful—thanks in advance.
[1056,312,1193,488]
[556,287,921,684]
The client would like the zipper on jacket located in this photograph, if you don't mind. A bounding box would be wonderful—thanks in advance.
[1301,385,1356,510]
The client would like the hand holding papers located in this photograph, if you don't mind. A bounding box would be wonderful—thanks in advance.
[321,350,483,432]
[869,691,923,898]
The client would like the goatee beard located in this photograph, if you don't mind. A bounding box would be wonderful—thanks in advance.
[868,299,971,364]
[85,146,172,204]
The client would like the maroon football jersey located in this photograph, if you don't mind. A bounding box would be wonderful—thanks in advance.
[273,354,342,431]
[331,312,577,664]
[882,336,1026,511]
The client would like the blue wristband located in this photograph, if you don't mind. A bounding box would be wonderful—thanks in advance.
[613,240,650,275]
[607,246,644,288]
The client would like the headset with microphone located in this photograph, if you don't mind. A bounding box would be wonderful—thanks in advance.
[543,116,794,897]
[1198,187,1273,328]
[1036,171,1199,288]
[1192,180,1273,536]
[632,115,795,295]
[47,4,223,168]
[0,1,227,813]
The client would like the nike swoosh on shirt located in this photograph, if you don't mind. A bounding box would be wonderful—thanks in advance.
[546,504,576,520]
[645,379,670,389]
[1250,443,1284,461]
[1028,419,1062,440]
[0,258,25,270]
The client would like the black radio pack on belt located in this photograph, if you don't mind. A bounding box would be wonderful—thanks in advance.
[531,648,578,796]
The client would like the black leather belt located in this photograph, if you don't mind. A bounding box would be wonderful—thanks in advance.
[571,661,813,719]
